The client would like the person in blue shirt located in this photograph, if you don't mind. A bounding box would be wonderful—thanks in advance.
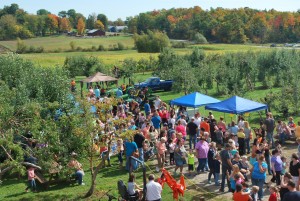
[251,155,268,200]
[144,100,151,117]
[116,88,123,97]
[94,86,100,98]
[128,121,137,130]
[151,112,161,133]
[124,138,139,172]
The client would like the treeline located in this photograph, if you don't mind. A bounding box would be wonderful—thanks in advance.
[155,48,300,115]
[0,3,125,40]
[127,6,300,43]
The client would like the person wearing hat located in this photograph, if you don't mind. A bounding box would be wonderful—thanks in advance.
[187,117,198,150]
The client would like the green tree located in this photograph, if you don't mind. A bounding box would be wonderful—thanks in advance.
[97,14,108,29]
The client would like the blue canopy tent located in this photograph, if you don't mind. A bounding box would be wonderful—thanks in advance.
[205,96,267,114]
[170,92,220,108]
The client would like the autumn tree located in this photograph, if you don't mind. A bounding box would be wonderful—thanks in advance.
[97,14,108,29]
[77,17,85,35]
[47,14,59,33]
[94,20,104,31]
[59,17,72,33]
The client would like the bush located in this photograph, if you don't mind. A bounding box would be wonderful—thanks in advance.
[70,41,76,50]
[98,44,105,51]
[171,41,188,48]
[193,33,208,44]
[134,30,170,53]
[16,37,27,54]
[117,42,125,50]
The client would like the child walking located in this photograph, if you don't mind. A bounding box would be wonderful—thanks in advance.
[268,185,278,201]
[187,149,195,176]
[169,138,176,165]
[214,153,221,186]
[25,166,37,192]
[117,138,124,167]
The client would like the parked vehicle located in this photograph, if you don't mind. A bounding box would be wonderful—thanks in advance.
[134,77,173,91]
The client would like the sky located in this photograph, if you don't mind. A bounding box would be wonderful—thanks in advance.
[1,0,300,21]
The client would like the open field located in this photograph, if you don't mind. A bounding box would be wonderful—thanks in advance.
[0,35,135,52]
[0,35,280,66]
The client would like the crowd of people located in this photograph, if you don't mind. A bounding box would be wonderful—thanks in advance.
[25,85,300,201]
[86,89,300,201]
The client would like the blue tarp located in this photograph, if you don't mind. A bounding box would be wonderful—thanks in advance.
[205,96,268,114]
[170,92,220,108]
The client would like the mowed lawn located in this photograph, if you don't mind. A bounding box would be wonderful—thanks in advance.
[0,35,135,51]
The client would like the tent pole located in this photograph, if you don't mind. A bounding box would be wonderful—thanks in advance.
[80,81,83,98]
[194,108,196,116]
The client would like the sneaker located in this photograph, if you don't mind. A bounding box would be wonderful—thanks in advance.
[208,180,211,184]
[173,171,178,176]
[155,167,160,172]
[81,183,85,186]
[219,189,224,192]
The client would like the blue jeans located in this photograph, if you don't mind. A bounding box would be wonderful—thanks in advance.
[26,179,36,191]
[118,151,123,163]
[267,131,274,148]
[75,170,84,185]
[221,166,231,191]
[251,178,264,199]
[265,155,271,174]
[279,133,287,144]
[214,173,220,185]
[189,134,197,149]
[101,151,110,162]
[126,155,138,172]
[245,138,250,154]
[197,158,207,172]
[138,148,144,163]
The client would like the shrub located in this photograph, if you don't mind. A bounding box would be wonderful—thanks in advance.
[171,41,188,48]
[134,30,170,53]
[98,44,105,51]
[193,33,208,44]
[70,41,76,50]
[16,37,27,54]
[117,42,125,50]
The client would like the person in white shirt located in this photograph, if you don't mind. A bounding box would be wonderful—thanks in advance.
[153,96,161,110]
[146,174,162,201]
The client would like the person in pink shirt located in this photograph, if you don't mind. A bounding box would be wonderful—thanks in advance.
[142,123,151,140]
[25,166,37,192]
[156,137,167,172]
[195,137,209,173]
[176,121,186,140]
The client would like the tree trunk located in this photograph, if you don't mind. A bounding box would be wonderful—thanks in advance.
[85,134,112,198]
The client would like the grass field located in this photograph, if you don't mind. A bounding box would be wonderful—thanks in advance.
[0,35,135,52]
[0,35,276,66]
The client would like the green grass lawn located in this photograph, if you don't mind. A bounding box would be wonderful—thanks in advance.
[0,156,220,201]
[0,35,135,52]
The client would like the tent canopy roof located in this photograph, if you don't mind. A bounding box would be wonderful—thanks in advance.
[81,72,118,83]
[170,92,220,108]
[205,95,267,114]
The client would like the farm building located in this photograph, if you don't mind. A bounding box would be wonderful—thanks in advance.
[86,29,106,36]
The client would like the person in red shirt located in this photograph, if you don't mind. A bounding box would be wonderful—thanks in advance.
[200,117,210,133]
[233,183,252,201]
[268,185,278,201]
